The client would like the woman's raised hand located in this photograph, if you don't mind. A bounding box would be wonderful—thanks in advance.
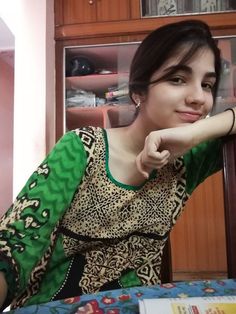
[136,126,194,178]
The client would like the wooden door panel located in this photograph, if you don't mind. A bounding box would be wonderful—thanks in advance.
[54,0,64,26]
[63,0,96,24]
[130,0,141,19]
[61,0,131,25]
[171,171,227,277]
[96,0,130,21]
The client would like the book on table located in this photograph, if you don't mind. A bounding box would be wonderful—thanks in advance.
[139,295,236,314]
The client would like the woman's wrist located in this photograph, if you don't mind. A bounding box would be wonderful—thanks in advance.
[190,108,236,146]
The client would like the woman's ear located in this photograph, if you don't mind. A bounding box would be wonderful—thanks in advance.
[132,93,146,106]
[131,93,138,105]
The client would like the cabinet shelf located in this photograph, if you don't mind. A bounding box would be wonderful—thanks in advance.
[66,72,129,94]
[66,104,136,130]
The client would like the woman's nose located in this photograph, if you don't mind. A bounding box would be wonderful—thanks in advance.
[185,85,205,106]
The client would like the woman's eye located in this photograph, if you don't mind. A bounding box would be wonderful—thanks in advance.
[202,82,214,91]
[169,77,185,84]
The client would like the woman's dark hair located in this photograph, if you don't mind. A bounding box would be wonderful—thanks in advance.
[129,20,221,103]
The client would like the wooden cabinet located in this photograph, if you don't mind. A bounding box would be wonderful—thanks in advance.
[54,0,236,281]
[96,0,131,22]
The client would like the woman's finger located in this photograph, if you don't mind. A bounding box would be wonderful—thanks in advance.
[136,153,151,178]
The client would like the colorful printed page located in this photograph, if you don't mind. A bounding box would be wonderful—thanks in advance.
[139,295,236,314]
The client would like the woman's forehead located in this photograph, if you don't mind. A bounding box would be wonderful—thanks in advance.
[159,46,214,71]
[150,47,215,81]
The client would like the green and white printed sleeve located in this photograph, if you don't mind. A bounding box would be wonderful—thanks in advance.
[0,130,87,304]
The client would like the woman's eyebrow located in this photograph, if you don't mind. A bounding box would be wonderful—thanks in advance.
[164,64,216,79]
[205,72,217,79]
[163,64,192,74]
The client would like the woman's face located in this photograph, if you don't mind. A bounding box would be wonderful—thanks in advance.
[140,48,216,130]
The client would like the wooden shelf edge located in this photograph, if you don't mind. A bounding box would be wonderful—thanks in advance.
[55,12,236,40]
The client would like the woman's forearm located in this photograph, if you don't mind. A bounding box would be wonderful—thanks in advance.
[0,272,8,308]
[191,108,236,146]
[136,108,236,177]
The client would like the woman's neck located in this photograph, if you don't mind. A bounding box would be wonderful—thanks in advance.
[110,118,157,155]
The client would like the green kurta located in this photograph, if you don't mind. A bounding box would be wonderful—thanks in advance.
[0,127,222,309]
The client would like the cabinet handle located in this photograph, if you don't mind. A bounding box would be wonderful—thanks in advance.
[88,0,94,4]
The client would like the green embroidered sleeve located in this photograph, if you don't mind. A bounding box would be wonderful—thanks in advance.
[0,131,87,300]
[184,139,223,195]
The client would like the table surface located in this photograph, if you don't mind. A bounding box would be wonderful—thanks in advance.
[4,279,236,314]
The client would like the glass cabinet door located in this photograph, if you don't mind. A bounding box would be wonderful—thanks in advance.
[141,0,236,18]
[64,43,139,132]
[213,36,236,114]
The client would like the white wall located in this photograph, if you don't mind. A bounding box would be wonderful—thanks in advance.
[0,0,55,199]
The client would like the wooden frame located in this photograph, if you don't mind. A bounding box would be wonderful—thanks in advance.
[223,136,236,278]
[55,12,236,40]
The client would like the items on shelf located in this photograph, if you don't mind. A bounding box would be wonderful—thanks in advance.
[221,58,231,76]
[97,69,114,74]
[66,89,106,107]
[66,56,95,77]
[105,84,130,105]
[105,87,129,100]
[217,58,231,98]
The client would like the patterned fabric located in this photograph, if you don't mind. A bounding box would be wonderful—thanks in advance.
[0,132,87,309]
[4,279,236,314]
[60,127,188,295]
[0,126,222,310]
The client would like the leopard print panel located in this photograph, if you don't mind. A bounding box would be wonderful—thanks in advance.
[79,235,166,293]
[61,127,189,293]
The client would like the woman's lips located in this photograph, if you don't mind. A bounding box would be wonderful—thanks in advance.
[176,111,202,123]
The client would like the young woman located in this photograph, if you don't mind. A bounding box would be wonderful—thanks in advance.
[0,19,235,310]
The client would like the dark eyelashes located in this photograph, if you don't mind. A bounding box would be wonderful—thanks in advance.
[168,76,185,82]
